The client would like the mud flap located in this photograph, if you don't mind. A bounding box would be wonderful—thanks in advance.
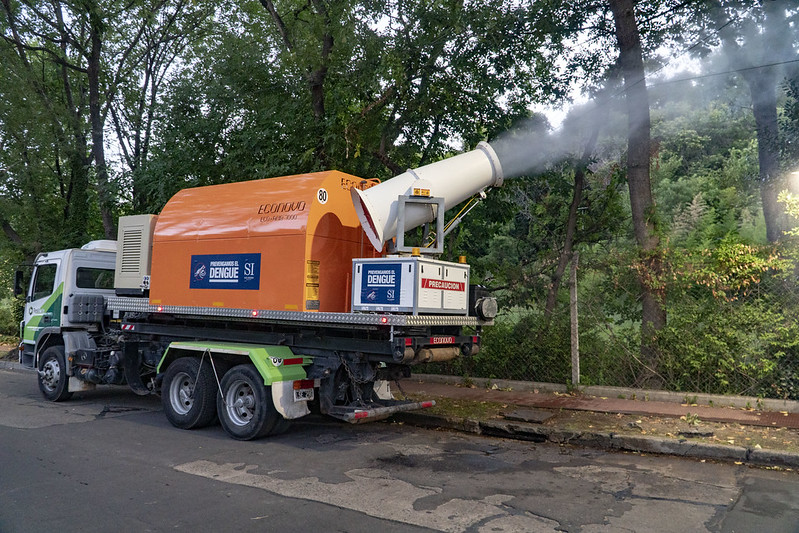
[271,380,311,419]
[123,342,151,395]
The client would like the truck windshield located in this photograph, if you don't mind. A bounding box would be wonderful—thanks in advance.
[76,268,115,289]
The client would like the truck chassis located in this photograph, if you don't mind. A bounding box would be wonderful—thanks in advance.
[27,294,483,440]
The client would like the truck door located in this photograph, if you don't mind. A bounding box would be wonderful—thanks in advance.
[22,260,62,353]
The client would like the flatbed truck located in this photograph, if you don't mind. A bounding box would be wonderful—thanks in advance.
[17,143,502,440]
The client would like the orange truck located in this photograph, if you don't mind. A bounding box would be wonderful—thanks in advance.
[16,143,502,440]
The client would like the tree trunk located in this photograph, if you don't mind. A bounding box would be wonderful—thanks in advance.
[710,0,792,241]
[609,0,665,386]
[308,0,333,168]
[544,125,599,319]
[752,0,791,242]
[87,3,115,239]
[747,71,784,242]
[260,0,333,169]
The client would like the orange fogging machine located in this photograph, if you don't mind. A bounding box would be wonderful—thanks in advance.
[115,142,503,321]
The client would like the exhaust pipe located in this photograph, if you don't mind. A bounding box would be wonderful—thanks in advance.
[351,141,504,250]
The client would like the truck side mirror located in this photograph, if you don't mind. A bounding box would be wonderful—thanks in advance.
[13,270,25,297]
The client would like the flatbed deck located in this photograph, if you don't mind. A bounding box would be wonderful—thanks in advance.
[107,297,491,328]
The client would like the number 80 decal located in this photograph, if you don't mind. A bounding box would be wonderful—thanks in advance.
[317,188,328,204]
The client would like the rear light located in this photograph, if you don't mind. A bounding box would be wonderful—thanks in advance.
[293,379,315,390]
[353,411,369,420]
[380,316,388,324]
[421,401,434,409]
[404,338,413,346]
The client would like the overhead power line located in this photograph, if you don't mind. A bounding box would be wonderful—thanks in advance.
[649,58,799,87]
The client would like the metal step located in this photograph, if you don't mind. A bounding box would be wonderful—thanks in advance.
[324,399,436,424]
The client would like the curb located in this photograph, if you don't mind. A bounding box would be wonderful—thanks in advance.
[413,374,799,413]
[394,411,799,469]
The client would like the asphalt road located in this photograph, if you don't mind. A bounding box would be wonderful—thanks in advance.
[1,367,798,533]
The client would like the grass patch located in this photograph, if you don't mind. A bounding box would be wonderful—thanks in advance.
[407,394,506,420]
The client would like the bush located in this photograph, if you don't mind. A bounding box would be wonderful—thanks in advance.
[656,292,799,396]
[0,297,23,337]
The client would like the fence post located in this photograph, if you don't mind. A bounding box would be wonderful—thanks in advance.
[570,251,580,386]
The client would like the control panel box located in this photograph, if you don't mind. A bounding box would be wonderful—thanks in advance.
[352,257,469,315]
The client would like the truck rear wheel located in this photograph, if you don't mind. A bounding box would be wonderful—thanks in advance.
[217,364,282,440]
[161,357,218,429]
[38,345,72,402]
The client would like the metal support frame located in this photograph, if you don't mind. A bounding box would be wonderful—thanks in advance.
[396,195,445,254]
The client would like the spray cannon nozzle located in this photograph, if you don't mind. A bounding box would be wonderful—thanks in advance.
[351,141,504,251]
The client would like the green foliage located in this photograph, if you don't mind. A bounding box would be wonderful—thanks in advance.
[657,288,799,397]
[779,191,799,237]
[782,77,799,164]
[666,238,787,300]
[0,297,23,337]
[460,158,628,308]
[138,0,564,212]
[430,309,572,383]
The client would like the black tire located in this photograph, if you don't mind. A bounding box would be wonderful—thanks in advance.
[161,357,218,429]
[38,345,72,402]
[217,364,282,441]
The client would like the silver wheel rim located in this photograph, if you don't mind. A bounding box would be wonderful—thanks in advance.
[224,379,256,427]
[41,358,60,392]
[169,371,194,415]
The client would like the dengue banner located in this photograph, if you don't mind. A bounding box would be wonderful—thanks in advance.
[360,263,402,305]
[190,253,261,290]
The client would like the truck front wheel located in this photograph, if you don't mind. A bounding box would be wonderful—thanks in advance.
[161,357,218,429]
[217,364,282,440]
[38,345,72,402]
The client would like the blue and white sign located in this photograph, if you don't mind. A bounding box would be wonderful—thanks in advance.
[190,253,261,290]
[360,263,402,305]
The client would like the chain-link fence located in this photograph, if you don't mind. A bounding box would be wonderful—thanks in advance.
[430,248,799,400]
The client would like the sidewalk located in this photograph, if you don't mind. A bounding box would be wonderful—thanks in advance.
[396,374,799,469]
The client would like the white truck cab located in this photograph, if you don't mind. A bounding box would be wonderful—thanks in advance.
[19,240,116,370]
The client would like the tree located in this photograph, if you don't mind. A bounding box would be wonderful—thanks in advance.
[1,0,216,241]
[108,1,215,212]
[140,0,567,207]
[608,0,664,384]
[705,0,799,242]
[1,0,92,250]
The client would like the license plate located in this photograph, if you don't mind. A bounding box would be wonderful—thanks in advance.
[294,388,314,402]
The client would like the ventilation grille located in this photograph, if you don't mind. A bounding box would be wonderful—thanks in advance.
[120,229,143,273]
